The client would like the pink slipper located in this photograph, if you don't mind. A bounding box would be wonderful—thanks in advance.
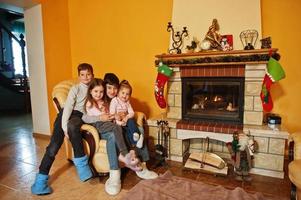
[124,151,142,171]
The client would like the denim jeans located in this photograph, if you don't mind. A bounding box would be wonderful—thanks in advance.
[101,126,150,170]
[124,118,140,145]
[101,131,119,170]
[39,110,85,175]
[93,121,128,156]
[136,126,150,162]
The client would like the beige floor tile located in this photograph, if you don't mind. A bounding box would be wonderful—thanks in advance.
[0,159,36,189]
[0,183,39,200]
[80,183,127,200]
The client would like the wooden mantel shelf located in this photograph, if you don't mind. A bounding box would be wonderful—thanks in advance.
[155,48,278,67]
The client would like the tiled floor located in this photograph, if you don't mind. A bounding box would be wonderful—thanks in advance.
[0,111,291,200]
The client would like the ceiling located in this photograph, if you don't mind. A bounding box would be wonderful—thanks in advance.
[0,0,39,9]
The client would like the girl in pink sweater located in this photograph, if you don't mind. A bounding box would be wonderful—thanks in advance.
[109,80,144,148]
[84,78,141,171]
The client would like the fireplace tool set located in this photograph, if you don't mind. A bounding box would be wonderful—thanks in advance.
[154,120,170,167]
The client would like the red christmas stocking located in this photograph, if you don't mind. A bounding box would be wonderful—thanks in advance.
[260,57,286,112]
[260,74,273,112]
[154,64,173,108]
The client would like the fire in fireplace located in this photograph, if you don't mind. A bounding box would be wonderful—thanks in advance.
[182,77,244,124]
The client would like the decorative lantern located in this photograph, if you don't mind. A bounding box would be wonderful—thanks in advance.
[239,30,258,50]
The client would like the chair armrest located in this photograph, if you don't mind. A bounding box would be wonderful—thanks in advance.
[135,111,146,127]
[289,133,301,160]
[81,124,100,152]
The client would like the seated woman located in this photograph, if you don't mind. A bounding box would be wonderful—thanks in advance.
[83,78,141,171]
[82,78,142,196]
[104,73,158,177]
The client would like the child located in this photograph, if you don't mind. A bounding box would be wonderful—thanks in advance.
[109,80,144,148]
[102,73,158,196]
[31,63,94,195]
[83,78,141,172]
[104,73,119,102]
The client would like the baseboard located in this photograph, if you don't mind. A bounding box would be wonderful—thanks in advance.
[33,132,51,139]
[249,168,284,179]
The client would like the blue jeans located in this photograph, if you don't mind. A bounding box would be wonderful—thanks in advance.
[102,127,150,170]
[136,126,150,162]
[101,132,119,170]
[39,110,85,175]
[122,125,150,162]
[124,118,140,145]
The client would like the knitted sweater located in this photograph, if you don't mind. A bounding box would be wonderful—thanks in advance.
[109,97,134,125]
[61,82,88,132]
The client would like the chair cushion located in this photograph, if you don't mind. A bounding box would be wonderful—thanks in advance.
[93,150,110,173]
[98,140,107,154]
[289,160,301,188]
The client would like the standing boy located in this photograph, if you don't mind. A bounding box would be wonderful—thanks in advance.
[31,63,94,195]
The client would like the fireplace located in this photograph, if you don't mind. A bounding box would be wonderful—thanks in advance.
[146,49,289,179]
[182,77,244,124]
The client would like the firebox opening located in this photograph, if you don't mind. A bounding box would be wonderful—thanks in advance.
[182,77,244,124]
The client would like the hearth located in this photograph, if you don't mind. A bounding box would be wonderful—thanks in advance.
[182,77,244,124]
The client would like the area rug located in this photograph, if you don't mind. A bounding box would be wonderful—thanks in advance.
[122,171,273,200]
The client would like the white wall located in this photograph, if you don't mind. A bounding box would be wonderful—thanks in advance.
[171,0,262,51]
[24,5,50,135]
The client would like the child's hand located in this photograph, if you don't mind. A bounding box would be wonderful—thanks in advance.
[116,120,126,126]
[100,113,113,122]
[118,112,127,120]
[115,113,121,121]
[108,114,115,121]
[122,116,128,124]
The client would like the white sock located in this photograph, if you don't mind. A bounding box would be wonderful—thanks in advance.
[136,134,144,148]
[133,132,140,141]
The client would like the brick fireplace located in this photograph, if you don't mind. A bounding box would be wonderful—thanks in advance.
[146,49,289,178]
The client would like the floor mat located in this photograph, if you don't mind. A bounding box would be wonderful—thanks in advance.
[122,170,277,200]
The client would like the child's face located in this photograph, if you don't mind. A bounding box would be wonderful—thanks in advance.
[78,70,93,85]
[106,84,118,99]
[90,85,104,101]
[117,87,130,102]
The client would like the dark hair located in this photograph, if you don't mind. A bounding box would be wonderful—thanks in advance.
[104,73,119,87]
[85,78,106,112]
[119,80,132,96]
[77,63,94,75]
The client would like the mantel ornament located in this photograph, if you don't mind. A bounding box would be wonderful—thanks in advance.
[203,19,222,50]
[260,37,272,49]
[240,29,258,50]
[167,22,189,54]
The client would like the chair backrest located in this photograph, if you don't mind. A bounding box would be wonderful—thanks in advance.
[52,80,78,113]
[292,133,301,160]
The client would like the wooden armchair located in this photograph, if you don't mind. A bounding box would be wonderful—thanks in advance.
[288,132,301,200]
[52,80,146,175]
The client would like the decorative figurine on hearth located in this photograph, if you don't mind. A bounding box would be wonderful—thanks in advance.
[202,19,222,50]
[260,37,272,49]
[186,37,199,53]
[227,132,257,181]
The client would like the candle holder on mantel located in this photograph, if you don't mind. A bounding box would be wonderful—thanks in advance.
[167,22,189,54]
